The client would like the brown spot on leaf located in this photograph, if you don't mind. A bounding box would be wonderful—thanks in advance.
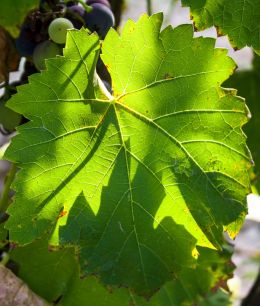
[192,20,199,32]
[164,72,173,79]
[215,25,225,37]
[58,210,67,218]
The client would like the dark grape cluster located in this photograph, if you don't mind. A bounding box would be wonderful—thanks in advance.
[15,0,115,71]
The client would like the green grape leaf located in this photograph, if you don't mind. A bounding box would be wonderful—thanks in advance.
[197,289,231,306]
[5,14,251,296]
[0,0,39,37]
[60,273,131,306]
[0,96,22,132]
[131,246,233,306]
[11,239,131,305]
[182,0,260,54]
[224,55,260,190]
[10,239,77,302]
[11,239,232,306]
[55,246,233,306]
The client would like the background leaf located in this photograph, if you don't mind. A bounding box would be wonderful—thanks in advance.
[182,0,260,54]
[132,246,233,306]
[0,94,22,132]
[10,239,78,302]
[224,55,260,190]
[197,289,231,306]
[0,0,39,37]
[10,239,132,305]
[5,15,251,296]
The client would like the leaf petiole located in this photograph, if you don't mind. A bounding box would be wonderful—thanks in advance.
[147,0,152,15]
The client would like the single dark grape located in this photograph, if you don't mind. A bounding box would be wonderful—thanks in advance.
[48,17,74,44]
[33,40,62,70]
[15,25,37,56]
[86,0,111,8]
[84,3,114,39]
[67,5,85,29]
[68,5,85,16]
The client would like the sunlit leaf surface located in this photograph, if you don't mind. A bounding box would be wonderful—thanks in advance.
[5,14,251,295]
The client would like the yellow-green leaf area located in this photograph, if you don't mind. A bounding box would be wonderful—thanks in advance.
[4,15,251,296]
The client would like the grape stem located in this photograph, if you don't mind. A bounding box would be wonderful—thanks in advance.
[0,164,16,214]
[147,0,152,15]
[64,0,93,13]
[77,0,93,13]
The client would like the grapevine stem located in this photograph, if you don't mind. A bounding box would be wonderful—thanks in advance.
[0,164,16,214]
[147,0,152,15]
[63,0,92,12]
[68,0,93,12]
